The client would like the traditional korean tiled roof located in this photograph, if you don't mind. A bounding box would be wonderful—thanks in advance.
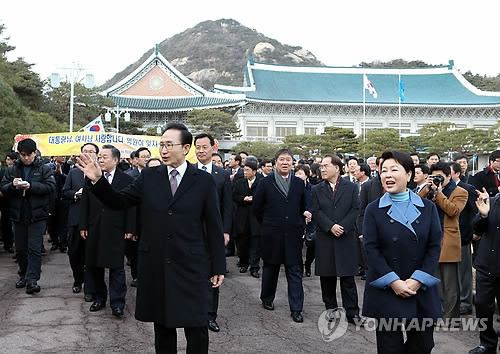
[215,60,500,106]
[103,45,245,111]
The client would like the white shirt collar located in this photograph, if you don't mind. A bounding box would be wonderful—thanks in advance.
[167,160,188,178]
[197,161,213,174]
[103,168,116,183]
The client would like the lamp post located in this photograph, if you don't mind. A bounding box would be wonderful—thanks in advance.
[51,63,94,132]
[105,105,130,133]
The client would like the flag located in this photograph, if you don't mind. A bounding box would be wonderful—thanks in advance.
[399,79,405,102]
[80,116,105,132]
[363,74,378,98]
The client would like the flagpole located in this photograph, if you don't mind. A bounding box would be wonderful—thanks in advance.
[363,75,366,143]
[398,73,402,142]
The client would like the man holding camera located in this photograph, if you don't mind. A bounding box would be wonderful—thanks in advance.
[419,161,467,321]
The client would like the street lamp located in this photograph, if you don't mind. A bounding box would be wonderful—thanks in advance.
[105,105,130,133]
[51,63,94,132]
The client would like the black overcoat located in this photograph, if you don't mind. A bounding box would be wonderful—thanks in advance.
[312,178,360,276]
[232,174,261,236]
[252,172,305,265]
[80,168,136,269]
[88,162,225,328]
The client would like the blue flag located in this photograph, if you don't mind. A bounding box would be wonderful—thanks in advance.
[399,79,405,102]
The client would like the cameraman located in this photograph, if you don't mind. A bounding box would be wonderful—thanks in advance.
[419,161,467,322]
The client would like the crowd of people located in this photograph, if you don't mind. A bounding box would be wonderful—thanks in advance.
[1,123,500,353]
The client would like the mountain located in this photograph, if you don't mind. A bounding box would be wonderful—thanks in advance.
[101,19,323,91]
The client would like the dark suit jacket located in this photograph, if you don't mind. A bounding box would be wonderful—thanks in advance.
[473,195,500,277]
[362,196,442,321]
[356,176,384,235]
[312,179,360,276]
[62,168,85,227]
[80,168,136,269]
[211,165,232,234]
[471,166,499,197]
[457,180,478,245]
[231,167,244,184]
[126,167,141,179]
[232,175,261,236]
[88,162,225,328]
[253,171,305,265]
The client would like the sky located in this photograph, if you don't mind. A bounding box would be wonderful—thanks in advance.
[1,0,499,86]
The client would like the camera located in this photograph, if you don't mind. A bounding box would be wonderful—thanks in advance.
[432,175,445,186]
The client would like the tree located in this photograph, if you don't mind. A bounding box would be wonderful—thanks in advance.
[282,127,358,158]
[230,141,281,160]
[41,82,115,129]
[0,76,31,156]
[186,109,240,139]
[27,110,67,133]
[357,128,410,157]
[426,128,497,156]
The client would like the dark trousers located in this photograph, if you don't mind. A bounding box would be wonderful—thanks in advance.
[320,276,359,317]
[87,266,127,309]
[459,243,473,310]
[153,323,208,354]
[375,323,434,353]
[304,239,315,271]
[0,203,13,250]
[125,239,138,280]
[47,199,68,246]
[235,231,250,268]
[68,226,89,292]
[475,270,500,350]
[260,263,304,312]
[13,220,46,282]
[207,281,219,321]
[249,234,261,271]
[435,262,460,320]
[358,237,367,272]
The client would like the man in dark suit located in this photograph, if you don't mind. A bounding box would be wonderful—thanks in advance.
[312,154,362,323]
[451,162,478,316]
[79,145,136,317]
[62,143,99,299]
[194,133,232,333]
[77,123,225,354]
[126,147,151,179]
[232,159,262,277]
[471,150,500,198]
[125,147,151,287]
[0,152,18,253]
[253,148,307,323]
[228,153,244,183]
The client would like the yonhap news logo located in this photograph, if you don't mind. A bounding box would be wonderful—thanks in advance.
[317,308,348,342]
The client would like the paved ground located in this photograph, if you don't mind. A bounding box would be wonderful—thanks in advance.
[0,238,491,353]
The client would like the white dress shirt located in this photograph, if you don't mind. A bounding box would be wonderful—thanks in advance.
[167,161,188,186]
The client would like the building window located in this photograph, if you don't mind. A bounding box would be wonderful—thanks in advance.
[247,127,268,137]
[304,127,317,135]
[275,127,297,137]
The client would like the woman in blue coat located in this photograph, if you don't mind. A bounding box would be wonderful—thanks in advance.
[362,151,442,353]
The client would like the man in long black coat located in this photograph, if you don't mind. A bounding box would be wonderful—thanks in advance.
[63,143,99,298]
[79,145,136,317]
[312,154,361,323]
[471,150,500,197]
[77,123,225,354]
[253,148,307,323]
[194,133,232,333]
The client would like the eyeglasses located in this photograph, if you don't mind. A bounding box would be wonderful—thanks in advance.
[82,150,96,154]
[159,142,183,151]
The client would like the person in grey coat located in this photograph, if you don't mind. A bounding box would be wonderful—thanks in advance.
[312,153,361,323]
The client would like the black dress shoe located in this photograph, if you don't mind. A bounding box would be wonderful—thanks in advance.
[208,319,220,332]
[89,301,105,312]
[347,314,365,324]
[5,247,14,253]
[84,294,94,302]
[305,271,311,277]
[50,244,59,251]
[236,260,241,267]
[262,302,274,311]
[59,246,67,253]
[460,306,473,315]
[15,278,26,288]
[72,284,82,293]
[469,345,496,354]
[239,266,248,273]
[291,311,304,323]
[250,270,260,278]
[111,307,124,317]
[131,279,138,287]
[26,282,41,294]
